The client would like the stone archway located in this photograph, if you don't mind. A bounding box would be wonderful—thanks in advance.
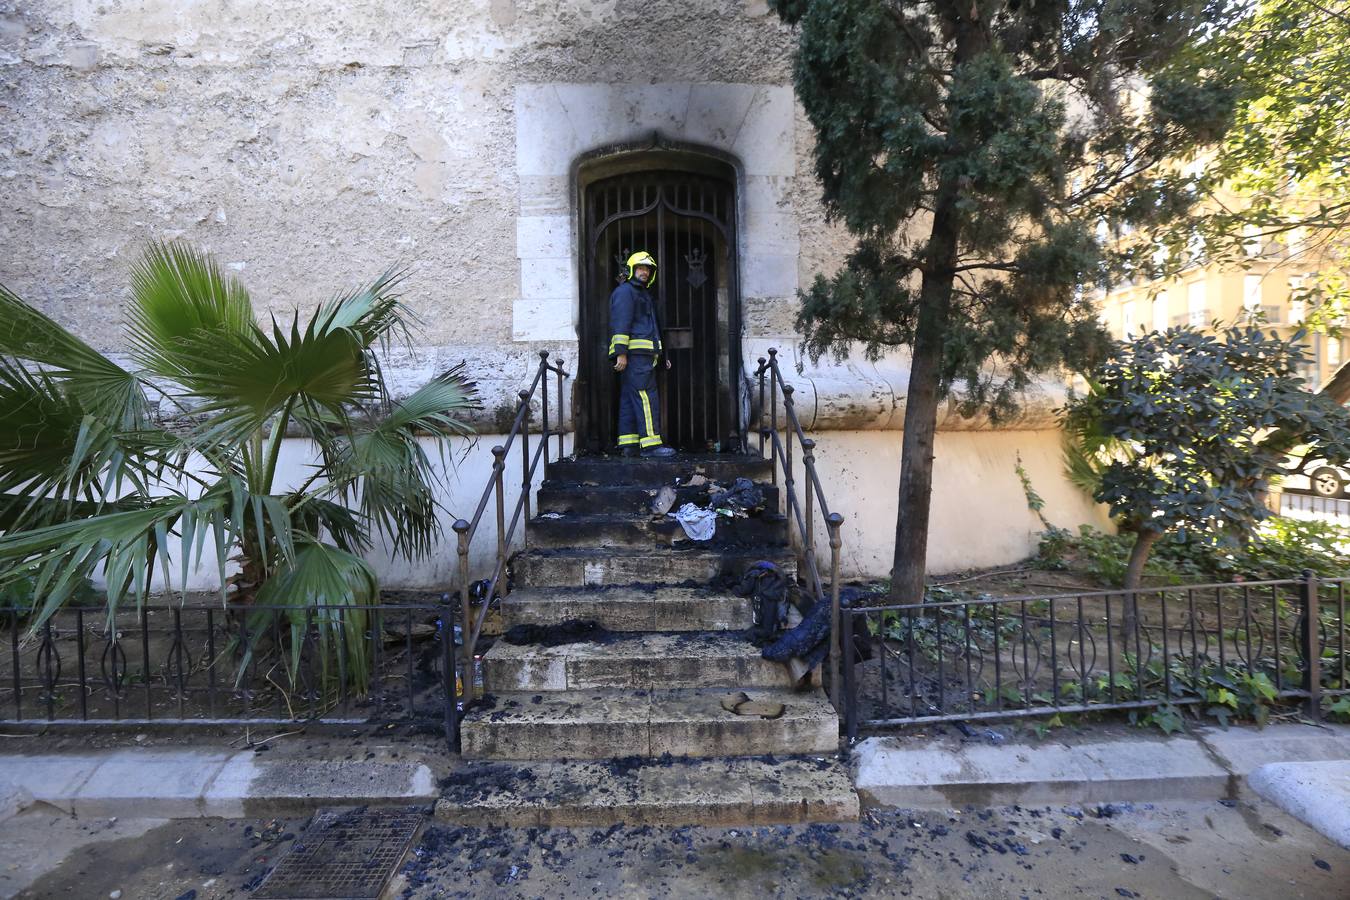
[508,81,799,346]
[575,148,742,453]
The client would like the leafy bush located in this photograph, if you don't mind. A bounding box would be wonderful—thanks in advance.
[0,243,478,691]
[1039,517,1350,586]
[1037,525,1207,586]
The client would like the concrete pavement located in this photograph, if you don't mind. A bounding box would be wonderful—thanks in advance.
[853,722,1350,850]
[0,747,437,820]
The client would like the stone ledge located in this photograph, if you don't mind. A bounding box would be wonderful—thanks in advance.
[0,750,437,819]
[435,754,858,827]
[1248,760,1350,849]
[852,723,1350,810]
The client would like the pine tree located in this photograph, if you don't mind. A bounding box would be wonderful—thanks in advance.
[771,0,1236,602]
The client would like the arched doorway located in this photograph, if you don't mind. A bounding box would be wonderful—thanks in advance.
[575,149,743,454]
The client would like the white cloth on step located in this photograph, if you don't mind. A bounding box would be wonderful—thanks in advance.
[670,503,717,541]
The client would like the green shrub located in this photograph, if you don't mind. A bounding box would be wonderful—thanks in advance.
[1037,525,1207,586]
[1038,517,1350,586]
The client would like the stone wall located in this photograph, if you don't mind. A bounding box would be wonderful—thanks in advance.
[2,1,1110,584]
[1,1,842,414]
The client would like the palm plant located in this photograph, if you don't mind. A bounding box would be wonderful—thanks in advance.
[0,242,477,689]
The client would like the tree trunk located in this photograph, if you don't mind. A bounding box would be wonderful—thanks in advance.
[887,8,988,605]
[1320,360,1350,403]
[888,260,955,604]
[1119,529,1160,648]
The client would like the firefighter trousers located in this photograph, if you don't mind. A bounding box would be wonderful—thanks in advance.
[617,354,663,449]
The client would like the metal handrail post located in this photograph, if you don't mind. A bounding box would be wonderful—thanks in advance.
[768,349,780,489]
[1302,569,1322,720]
[782,383,797,554]
[492,445,507,570]
[828,512,844,715]
[757,356,767,457]
[802,438,817,559]
[441,592,460,752]
[453,520,473,702]
[519,390,532,551]
[556,359,566,460]
[539,352,550,482]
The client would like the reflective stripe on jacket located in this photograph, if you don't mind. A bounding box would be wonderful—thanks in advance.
[608,279,662,358]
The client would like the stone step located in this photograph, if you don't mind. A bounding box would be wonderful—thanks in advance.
[511,547,796,589]
[547,453,773,487]
[460,688,838,760]
[435,755,859,827]
[526,511,788,550]
[500,586,752,632]
[537,482,781,516]
[481,632,796,692]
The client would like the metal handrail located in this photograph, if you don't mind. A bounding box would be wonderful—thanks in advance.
[754,348,847,716]
[451,351,569,716]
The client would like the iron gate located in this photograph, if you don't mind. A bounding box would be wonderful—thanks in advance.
[579,169,742,453]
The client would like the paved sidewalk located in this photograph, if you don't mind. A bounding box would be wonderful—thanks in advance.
[854,721,1350,848]
[0,746,437,819]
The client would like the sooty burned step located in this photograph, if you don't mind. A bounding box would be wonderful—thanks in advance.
[459,688,839,760]
[481,630,799,692]
[510,546,797,589]
[546,453,773,488]
[536,481,781,517]
[499,585,753,632]
[435,754,859,827]
[526,510,788,550]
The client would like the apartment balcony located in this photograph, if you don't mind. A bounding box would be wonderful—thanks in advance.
[1243,304,1286,325]
[1171,309,1211,328]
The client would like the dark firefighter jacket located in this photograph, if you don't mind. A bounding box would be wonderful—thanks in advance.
[608,279,663,359]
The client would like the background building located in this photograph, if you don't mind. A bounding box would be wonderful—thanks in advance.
[1099,225,1342,386]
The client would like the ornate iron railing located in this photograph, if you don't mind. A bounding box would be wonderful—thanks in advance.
[451,351,569,713]
[754,348,847,715]
[1,601,458,735]
[841,572,1349,736]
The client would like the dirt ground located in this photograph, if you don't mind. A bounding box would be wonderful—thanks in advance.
[5,795,1346,900]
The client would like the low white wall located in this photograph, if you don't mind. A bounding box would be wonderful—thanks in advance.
[124,427,1101,594]
[791,428,1111,579]
[140,432,570,594]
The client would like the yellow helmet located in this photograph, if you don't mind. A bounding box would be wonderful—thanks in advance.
[625,250,658,288]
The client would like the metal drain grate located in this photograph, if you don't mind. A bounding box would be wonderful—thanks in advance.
[253,806,425,900]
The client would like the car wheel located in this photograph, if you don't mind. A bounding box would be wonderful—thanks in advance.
[1311,467,1344,498]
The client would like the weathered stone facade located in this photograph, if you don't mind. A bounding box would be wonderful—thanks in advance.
[0,1,837,399]
[0,1,1108,581]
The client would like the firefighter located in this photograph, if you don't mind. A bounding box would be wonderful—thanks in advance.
[609,250,675,458]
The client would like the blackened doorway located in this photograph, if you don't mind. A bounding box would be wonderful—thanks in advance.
[576,156,742,454]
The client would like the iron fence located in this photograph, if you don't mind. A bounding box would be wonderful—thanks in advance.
[841,573,1349,737]
[0,601,460,744]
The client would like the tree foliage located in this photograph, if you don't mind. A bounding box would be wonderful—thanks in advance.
[1064,325,1350,588]
[771,0,1234,600]
[1142,0,1350,329]
[0,244,478,685]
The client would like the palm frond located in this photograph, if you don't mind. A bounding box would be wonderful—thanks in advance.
[0,360,178,529]
[286,494,369,555]
[127,241,255,371]
[316,269,409,339]
[254,539,378,691]
[0,488,240,631]
[130,264,415,450]
[0,283,149,428]
[381,365,480,436]
[315,367,480,560]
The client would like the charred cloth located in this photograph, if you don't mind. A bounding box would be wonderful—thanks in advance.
[732,561,795,645]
